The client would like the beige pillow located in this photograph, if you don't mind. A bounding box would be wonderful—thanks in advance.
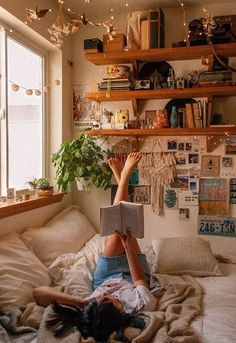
[152,236,222,276]
[0,233,51,311]
[21,206,96,267]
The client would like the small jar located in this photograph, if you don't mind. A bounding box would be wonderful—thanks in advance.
[153,109,169,128]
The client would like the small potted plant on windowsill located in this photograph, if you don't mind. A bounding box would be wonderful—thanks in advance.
[51,130,114,192]
[27,177,54,196]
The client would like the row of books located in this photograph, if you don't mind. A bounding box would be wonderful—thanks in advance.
[99,78,132,91]
[185,100,211,128]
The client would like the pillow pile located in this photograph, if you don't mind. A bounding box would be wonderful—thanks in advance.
[21,205,96,267]
[152,236,222,277]
[0,233,51,311]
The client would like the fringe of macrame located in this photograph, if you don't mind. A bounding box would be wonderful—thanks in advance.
[140,153,176,214]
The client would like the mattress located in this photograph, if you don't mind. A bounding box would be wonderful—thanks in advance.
[192,263,236,343]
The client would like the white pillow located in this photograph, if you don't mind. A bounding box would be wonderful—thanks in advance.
[48,234,107,298]
[21,206,96,267]
[152,236,222,277]
[0,233,51,311]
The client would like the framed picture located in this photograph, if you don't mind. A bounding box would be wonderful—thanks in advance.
[175,152,186,165]
[145,110,156,127]
[201,155,220,177]
[133,185,151,204]
[73,84,99,130]
[199,178,229,216]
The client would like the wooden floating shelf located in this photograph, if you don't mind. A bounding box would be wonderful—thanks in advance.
[85,127,236,137]
[85,43,236,65]
[86,86,236,102]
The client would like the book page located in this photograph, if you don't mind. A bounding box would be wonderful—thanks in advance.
[121,201,144,238]
[100,203,122,236]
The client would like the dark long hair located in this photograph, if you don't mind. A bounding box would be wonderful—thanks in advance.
[46,301,145,342]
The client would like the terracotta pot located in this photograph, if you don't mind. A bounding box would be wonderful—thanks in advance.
[36,187,54,196]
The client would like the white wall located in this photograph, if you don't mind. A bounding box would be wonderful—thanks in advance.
[0,0,73,233]
[72,2,236,255]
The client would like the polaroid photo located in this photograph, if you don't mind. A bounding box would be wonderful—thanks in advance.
[185,143,192,151]
[179,208,190,221]
[178,142,185,151]
[189,167,200,179]
[189,178,199,191]
[167,140,178,151]
[222,156,234,169]
[175,152,186,165]
[188,153,199,165]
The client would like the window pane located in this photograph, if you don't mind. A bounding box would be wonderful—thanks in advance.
[7,38,43,190]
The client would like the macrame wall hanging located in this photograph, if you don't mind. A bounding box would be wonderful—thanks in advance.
[140,151,176,215]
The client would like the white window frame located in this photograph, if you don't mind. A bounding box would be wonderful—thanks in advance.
[0,26,48,194]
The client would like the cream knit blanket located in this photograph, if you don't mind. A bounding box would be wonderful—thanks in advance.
[20,274,202,343]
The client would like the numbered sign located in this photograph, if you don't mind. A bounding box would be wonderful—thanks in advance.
[198,216,236,237]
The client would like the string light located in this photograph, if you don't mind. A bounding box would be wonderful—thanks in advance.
[177,1,189,45]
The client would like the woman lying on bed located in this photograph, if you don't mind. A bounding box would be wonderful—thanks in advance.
[33,152,157,341]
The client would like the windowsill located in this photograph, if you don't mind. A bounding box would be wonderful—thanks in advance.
[0,193,65,219]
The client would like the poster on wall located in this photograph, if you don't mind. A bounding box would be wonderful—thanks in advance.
[73,84,99,130]
[179,190,199,207]
[198,216,236,237]
[201,155,220,177]
[225,135,236,154]
[164,187,178,210]
[133,186,151,204]
[199,178,229,216]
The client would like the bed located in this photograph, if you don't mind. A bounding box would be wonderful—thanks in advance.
[0,205,236,343]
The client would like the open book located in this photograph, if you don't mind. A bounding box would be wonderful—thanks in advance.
[100,201,144,238]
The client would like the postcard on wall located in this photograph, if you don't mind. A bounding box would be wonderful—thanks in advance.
[230,178,236,204]
[199,178,229,216]
[201,155,220,177]
[164,187,179,210]
[222,156,234,169]
[73,84,99,130]
[175,152,186,165]
[133,185,151,204]
[171,176,189,190]
[179,190,199,207]
[225,135,236,155]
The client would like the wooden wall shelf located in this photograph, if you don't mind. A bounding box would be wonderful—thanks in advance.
[85,43,236,65]
[86,127,236,137]
[0,193,65,219]
[86,86,236,103]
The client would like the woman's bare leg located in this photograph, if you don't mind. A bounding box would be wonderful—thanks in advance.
[103,153,142,257]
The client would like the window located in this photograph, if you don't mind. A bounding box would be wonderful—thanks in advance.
[0,30,46,195]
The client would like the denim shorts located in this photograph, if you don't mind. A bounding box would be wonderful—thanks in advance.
[92,253,150,290]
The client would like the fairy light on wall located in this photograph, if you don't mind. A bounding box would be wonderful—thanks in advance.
[177,0,189,45]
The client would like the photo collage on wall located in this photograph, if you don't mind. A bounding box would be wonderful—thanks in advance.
[110,135,236,236]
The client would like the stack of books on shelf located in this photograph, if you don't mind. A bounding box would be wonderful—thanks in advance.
[99,78,132,91]
[185,100,212,128]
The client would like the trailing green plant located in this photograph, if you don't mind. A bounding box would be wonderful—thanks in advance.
[51,130,114,192]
